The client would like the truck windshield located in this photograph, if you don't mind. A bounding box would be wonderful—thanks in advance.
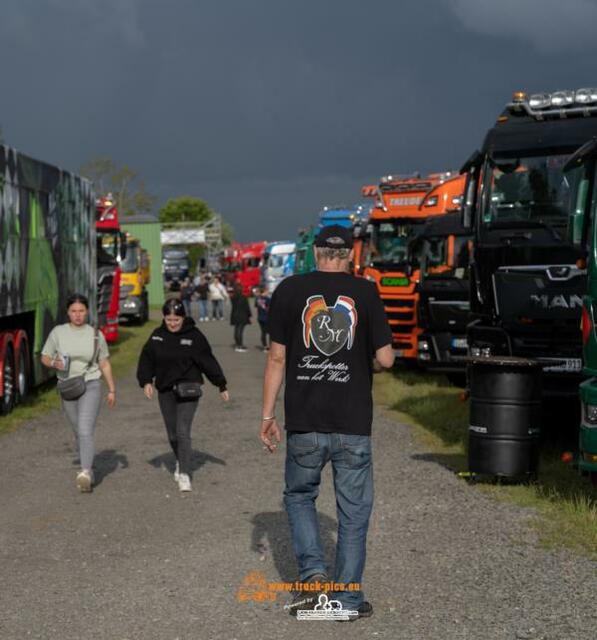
[415,236,469,278]
[482,153,572,228]
[370,221,420,267]
[98,231,119,264]
[121,248,139,273]
[268,255,288,268]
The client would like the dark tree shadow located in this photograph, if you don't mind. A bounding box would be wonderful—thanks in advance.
[148,449,226,477]
[251,509,338,583]
[93,449,129,487]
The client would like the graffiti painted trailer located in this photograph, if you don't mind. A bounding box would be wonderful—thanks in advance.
[0,145,96,415]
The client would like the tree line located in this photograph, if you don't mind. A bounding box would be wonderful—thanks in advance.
[80,157,234,245]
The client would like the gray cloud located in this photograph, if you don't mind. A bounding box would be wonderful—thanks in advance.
[2,1,597,240]
[445,0,597,53]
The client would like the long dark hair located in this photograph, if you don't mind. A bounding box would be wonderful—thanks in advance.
[66,293,89,310]
[162,298,186,317]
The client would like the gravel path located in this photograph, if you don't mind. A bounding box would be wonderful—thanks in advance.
[0,320,595,640]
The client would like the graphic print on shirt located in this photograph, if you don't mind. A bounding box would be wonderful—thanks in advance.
[301,295,358,357]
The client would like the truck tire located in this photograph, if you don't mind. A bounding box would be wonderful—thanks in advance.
[0,346,16,415]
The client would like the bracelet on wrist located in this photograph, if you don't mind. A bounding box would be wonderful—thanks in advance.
[262,415,275,421]
[108,390,116,394]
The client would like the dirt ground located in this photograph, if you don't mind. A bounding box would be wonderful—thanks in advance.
[1,319,596,640]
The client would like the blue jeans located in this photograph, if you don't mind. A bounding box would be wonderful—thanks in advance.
[211,299,224,319]
[283,431,373,608]
[198,299,209,320]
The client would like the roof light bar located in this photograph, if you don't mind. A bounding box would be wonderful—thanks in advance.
[551,90,575,107]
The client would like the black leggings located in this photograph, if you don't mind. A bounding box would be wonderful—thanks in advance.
[158,390,199,475]
[234,324,246,347]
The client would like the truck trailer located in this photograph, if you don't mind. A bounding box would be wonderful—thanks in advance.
[0,145,96,415]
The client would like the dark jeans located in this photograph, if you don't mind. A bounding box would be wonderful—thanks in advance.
[234,324,246,347]
[259,320,268,347]
[284,431,373,608]
[157,390,199,475]
[212,299,224,319]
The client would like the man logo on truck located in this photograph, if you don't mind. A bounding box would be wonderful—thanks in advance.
[529,294,583,310]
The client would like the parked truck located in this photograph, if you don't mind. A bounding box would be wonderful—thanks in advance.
[460,89,591,396]
[237,241,267,296]
[0,145,96,415]
[361,172,462,359]
[162,247,190,283]
[411,211,471,381]
[96,195,125,344]
[261,241,296,293]
[294,227,317,275]
[119,235,150,324]
[561,113,597,482]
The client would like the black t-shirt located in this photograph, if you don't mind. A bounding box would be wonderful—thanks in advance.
[268,271,392,435]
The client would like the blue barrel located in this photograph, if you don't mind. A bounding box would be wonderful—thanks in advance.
[467,357,542,477]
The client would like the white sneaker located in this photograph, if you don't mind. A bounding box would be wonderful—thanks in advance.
[76,470,93,493]
[174,461,180,482]
[178,473,192,492]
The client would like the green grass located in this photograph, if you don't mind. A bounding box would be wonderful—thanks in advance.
[374,368,597,558]
[0,320,159,436]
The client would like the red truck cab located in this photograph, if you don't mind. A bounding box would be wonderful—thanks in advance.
[95,195,125,343]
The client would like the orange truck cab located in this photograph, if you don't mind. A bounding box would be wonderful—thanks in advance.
[361,172,464,359]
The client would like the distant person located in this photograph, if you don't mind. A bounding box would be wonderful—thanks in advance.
[196,276,210,322]
[230,282,252,352]
[136,299,229,492]
[254,285,271,351]
[209,276,228,320]
[259,225,394,619]
[41,293,116,493]
[180,277,193,317]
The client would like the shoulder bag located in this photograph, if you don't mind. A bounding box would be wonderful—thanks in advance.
[173,381,203,399]
[57,329,100,401]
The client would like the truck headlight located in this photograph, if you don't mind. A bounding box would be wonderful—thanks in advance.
[584,404,597,426]
[418,340,430,352]
[365,274,376,283]
[424,196,438,208]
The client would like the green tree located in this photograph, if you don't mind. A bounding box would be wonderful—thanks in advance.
[80,157,157,216]
[222,221,234,246]
[158,196,214,224]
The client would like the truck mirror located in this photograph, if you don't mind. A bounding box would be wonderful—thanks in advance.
[119,238,128,261]
[461,175,476,230]
[567,178,589,248]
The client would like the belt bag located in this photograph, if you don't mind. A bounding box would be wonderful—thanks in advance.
[173,381,203,399]
[57,375,87,401]
[57,329,99,401]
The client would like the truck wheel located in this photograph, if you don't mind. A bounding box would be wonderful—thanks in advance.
[16,340,30,404]
[0,346,16,415]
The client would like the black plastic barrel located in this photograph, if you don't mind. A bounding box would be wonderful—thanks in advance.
[467,356,542,477]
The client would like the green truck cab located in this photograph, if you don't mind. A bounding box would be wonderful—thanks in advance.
[564,134,597,483]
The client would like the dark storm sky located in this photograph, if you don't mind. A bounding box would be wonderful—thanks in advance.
[2,0,597,241]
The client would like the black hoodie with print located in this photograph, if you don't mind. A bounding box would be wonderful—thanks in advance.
[136,317,227,393]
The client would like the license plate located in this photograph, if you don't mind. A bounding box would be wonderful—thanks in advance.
[540,358,582,373]
[451,338,468,350]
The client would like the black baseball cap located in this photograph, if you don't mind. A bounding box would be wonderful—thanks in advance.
[314,225,353,249]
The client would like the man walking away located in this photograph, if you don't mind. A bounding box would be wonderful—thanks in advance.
[196,276,210,322]
[255,285,271,351]
[259,225,394,621]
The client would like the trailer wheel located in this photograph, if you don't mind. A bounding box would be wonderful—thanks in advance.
[0,346,16,415]
[16,340,30,404]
